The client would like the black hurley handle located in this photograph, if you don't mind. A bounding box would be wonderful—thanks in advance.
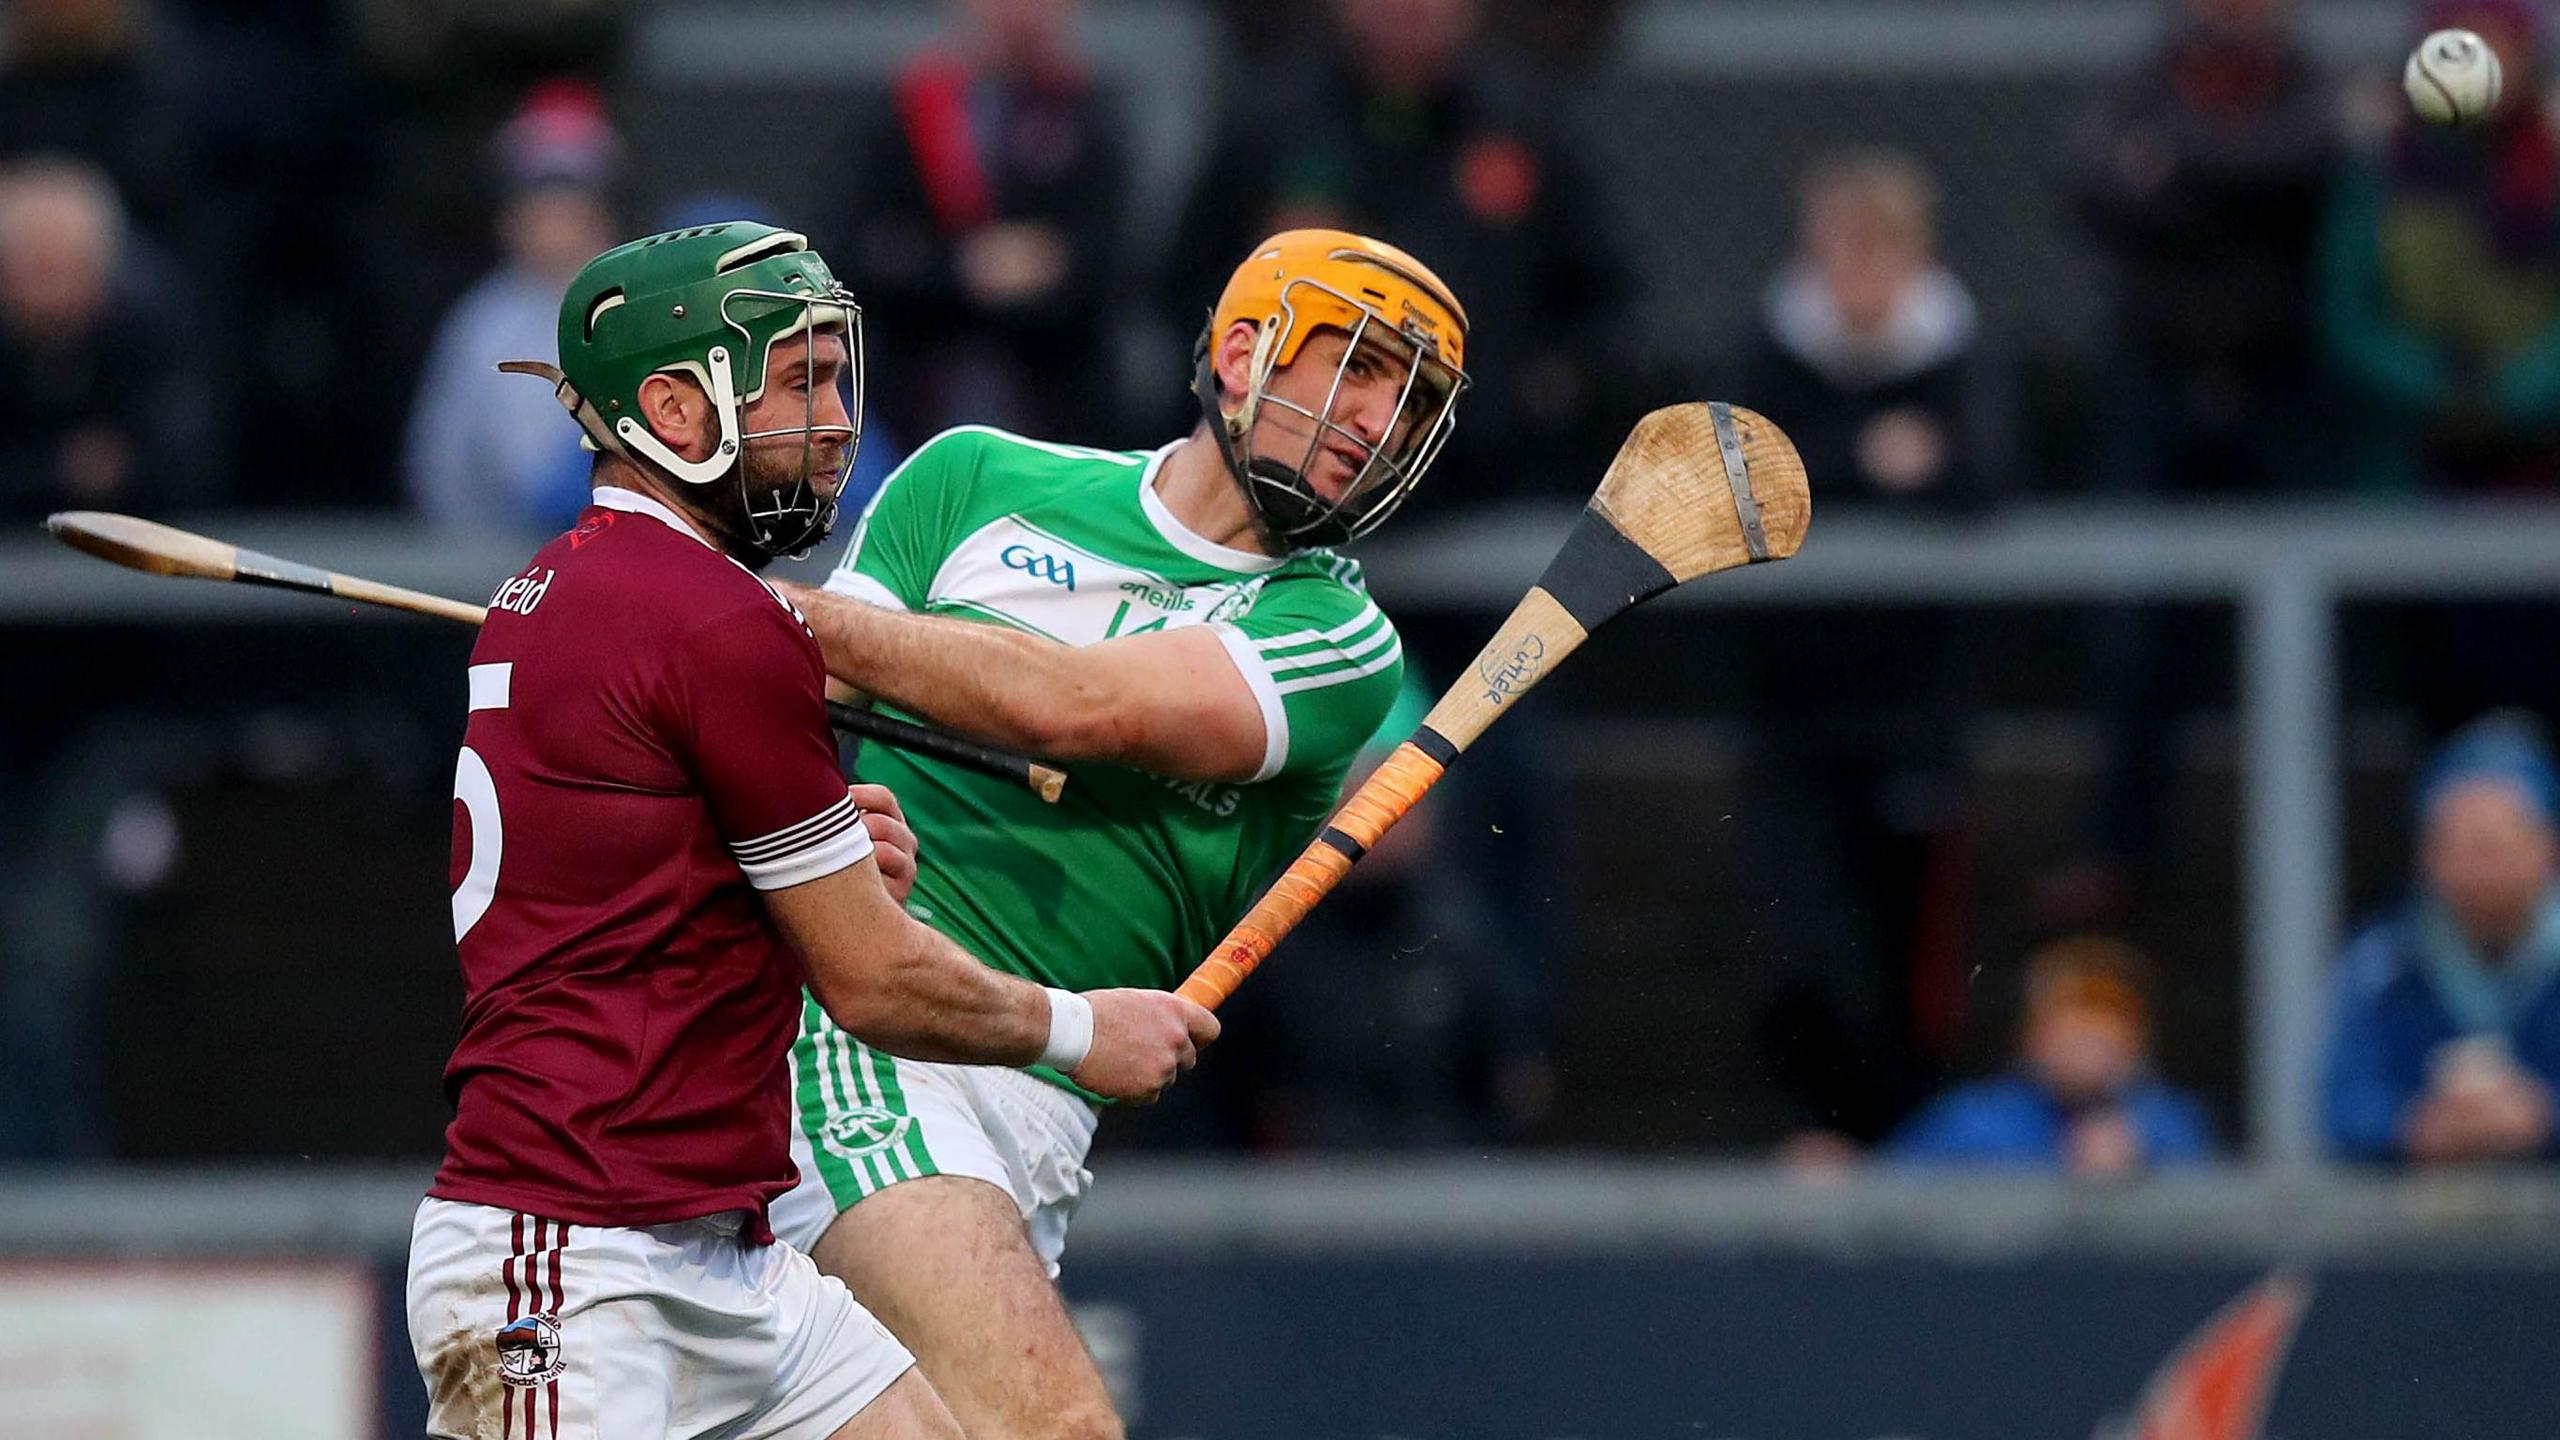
[827,701,1067,804]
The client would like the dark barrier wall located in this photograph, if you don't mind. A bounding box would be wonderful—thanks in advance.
[367,1247,2557,1440]
[1055,1254,2554,1440]
[7,1168,2544,1438]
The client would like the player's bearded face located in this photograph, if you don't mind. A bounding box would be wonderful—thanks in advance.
[739,331,856,501]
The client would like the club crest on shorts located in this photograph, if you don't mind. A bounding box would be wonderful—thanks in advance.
[495,1313,566,1388]
[820,1104,910,1157]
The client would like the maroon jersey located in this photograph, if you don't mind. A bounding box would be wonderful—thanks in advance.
[430,486,873,1242]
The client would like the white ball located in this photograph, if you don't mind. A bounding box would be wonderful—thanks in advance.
[2405,28,2505,126]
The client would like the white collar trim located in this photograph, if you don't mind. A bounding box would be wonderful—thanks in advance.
[592,485,717,550]
[1138,441,1283,574]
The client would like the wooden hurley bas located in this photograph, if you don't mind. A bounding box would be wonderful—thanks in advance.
[42,510,1067,802]
[1175,401,1812,1010]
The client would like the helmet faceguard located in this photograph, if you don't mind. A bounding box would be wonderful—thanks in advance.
[1192,230,1471,552]
[509,222,865,562]
[696,282,864,562]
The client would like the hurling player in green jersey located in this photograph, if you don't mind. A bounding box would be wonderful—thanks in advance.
[765,228,1471,1440]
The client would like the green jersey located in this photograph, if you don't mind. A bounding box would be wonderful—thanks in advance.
[821,424,1406,996]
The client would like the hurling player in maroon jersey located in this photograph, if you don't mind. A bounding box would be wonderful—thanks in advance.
[406,223,1216,1440]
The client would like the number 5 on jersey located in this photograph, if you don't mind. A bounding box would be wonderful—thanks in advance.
[452,663,512,942]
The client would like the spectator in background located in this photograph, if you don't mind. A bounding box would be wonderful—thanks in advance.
[0,0,189,236]
[0,158,214,523]
[1167,0,1627,502]
[1207,0,1628,70]
[1885,936,2215,1176]
[2075,0,2337,497]
[2322,0,2560,493]
[1737,153,2005,1140]
[402,81,618,533]
[843,0,1128,445]
[2326,713,2560,1165]
[2059,0,2337,928]
[1737,150,2014,508]
[2324,2,2560,738]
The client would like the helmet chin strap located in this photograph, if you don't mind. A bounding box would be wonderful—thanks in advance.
[1243,455,1362,550]
[1193,320,1305,551]
[1223,320,1284,442]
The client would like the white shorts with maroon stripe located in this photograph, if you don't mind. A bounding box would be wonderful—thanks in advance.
[405,1198,915,1440]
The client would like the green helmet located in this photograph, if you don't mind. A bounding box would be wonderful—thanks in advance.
[532,220,863,560]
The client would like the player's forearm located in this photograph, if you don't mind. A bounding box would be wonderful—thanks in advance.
[811,914,1056,1067]
[784,583,1112,756]
[770,861,1062,1068]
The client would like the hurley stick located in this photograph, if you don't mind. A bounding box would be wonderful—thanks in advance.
[44,510,1067,801]
[1175,401,1811,1008]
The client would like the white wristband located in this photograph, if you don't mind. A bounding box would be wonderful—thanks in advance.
[1037,987,1094,1072]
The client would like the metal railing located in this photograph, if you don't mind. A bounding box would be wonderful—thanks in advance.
[1361,498,2560,1168]
[8,1159,2560,1265]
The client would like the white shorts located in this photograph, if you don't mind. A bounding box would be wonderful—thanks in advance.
[771,999,1101,1275]
[406,1197,916,1440]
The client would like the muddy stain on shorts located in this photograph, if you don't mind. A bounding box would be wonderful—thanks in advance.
[421,1321,503,1440]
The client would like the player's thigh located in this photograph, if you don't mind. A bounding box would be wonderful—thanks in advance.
[823,1370,964,1440]
[811,1175,1116,1435]
[409,1199,923,1440]
[407,1204,675,1440]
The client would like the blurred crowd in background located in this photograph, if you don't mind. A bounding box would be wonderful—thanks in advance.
[5,0,2560,1176]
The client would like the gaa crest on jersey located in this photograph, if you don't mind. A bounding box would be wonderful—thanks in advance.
[821,1105,911,1157]
[495,1312,566,1388]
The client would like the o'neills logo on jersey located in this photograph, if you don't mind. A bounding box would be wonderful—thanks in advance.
[935,518,1226,645]
[489,567,554,617]
[494,1313,565,1388]
[1118,580,1195,613]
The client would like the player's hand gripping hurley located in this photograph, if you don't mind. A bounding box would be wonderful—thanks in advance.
[41,510,1069,801]
[1176,401,1811,1009]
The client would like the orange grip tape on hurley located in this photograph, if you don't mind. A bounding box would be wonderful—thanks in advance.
[1175,740,1448,1009]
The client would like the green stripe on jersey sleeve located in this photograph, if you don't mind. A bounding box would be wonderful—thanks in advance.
[1256,603,1392,663]
[1219,567,1406,778]
[1262,609,1398,684]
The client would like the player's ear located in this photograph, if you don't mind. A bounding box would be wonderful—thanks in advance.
[636,371,713,461]
[1212,320,1262,403]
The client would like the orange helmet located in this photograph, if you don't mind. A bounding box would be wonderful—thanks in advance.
[1192,229,1472,549]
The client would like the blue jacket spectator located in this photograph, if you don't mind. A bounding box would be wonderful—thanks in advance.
[1885,936,2216,1176]
[1891,1076,2214,1170]
[403,81,618,533]
[2324,712,2560,1164]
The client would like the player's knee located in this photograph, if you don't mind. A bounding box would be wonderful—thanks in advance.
[1033,1398,1123,1440]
